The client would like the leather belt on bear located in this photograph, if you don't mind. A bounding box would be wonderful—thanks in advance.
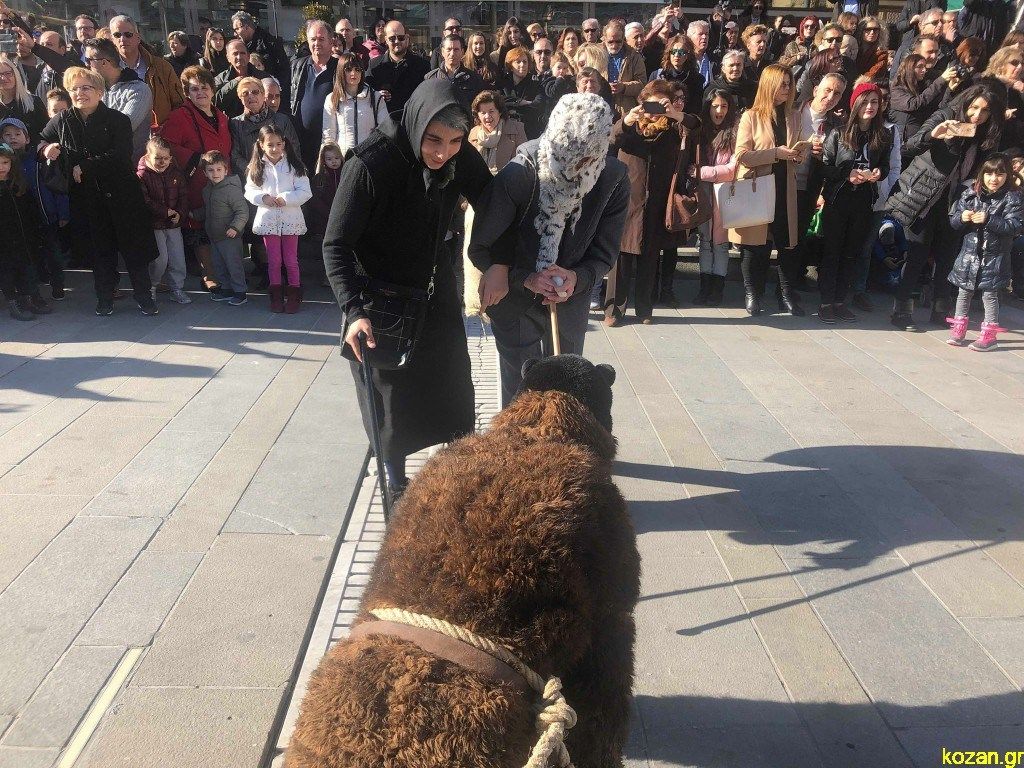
[347,619,534,696]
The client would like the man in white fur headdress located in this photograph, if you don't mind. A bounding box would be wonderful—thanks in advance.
[469,93,630,405]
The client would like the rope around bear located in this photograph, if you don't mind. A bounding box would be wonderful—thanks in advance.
[369,607,579,768]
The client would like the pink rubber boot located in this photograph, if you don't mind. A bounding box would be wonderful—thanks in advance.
[946,315,969,346]
[970,321,1006,351]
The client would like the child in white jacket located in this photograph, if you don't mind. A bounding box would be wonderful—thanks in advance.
[244,124,312,313]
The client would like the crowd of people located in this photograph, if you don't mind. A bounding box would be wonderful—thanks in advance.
[0,1,1022,352]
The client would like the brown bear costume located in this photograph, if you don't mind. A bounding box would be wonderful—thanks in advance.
[286,355,641,768]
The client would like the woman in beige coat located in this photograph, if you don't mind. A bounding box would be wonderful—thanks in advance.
[731,63,805,316]
[463,90,527,315]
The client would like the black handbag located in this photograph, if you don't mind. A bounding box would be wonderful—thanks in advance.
[42,158,68,195]
[340,274,434,370]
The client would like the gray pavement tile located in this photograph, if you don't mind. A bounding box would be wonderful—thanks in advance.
[76,551,204,646]
[223,441,366,535]
[0,495,89,593]
[0,746,60,768]
[0,717,9,739]
[745,599,913,767]
[166,374,275,433]
[785,557,1024,728]
[83,430,228,518]
[277,367,361,446]
[635,555,796,726]
[75,686,282,768]
[146,447,268,553]
[222,359,324,453]
[0,413,167,497]
[0,516,159,713]
[683,402,795,462]
[961,617,1024,687]
[895,725,1024,768]
[630,716,824,768]
[132,533,332,688]
[2,645,123,748]
[0,398,96,465]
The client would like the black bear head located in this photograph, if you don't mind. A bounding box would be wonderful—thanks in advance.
[518,355,617,434]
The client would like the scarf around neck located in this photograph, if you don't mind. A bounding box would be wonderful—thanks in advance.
[533,93,613,272]
[477,119,504,173]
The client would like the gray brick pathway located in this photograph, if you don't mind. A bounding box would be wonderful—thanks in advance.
[3,265,1024,768]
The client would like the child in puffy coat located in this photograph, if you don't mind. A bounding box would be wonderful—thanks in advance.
[946,154,1024,351]
[138,137,190,304]
[244,125,311,313]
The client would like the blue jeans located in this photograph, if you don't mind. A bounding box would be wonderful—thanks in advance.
[697,225,730,276]
[852,210,884,295]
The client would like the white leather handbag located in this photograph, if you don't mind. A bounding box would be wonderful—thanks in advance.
[714,173,776,230]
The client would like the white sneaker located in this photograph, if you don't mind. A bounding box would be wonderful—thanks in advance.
[170,290,192,304]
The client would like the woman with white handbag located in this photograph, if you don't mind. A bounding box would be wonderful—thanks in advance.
[726,63,805,316]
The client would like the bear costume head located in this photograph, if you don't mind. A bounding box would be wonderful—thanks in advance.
[519,354,617,434]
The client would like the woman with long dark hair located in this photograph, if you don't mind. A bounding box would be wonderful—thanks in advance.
[889,53,953,147]
[463,32,501,84]
[322,52,388,155]
[817,83,892,323]
[854,16,888,79]
[733,63,804,317]
[694,89,739,306]
[200,28,229,75]
[886,84,1005,329]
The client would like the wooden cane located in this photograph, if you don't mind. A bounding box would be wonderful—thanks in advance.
[549,275,564,356]
[549,304,562,356]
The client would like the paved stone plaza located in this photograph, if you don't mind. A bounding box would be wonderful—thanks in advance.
[1,269,1023,768]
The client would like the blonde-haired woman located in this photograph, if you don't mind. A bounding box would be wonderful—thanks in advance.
[39,67,159,315]
[733,63,804,317]
[0,54,46,140]
[574,42,609,80]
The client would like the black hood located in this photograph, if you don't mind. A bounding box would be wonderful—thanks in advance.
[116,67,142,85]
[379,79,466,166]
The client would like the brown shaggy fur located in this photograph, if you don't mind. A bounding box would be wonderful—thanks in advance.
[285,388,641,768]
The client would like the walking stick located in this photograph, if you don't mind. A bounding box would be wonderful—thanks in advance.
[549,276,565,356]
[359,333,392,522]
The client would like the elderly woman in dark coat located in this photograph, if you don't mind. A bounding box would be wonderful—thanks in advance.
[324,79,497,495]
[228,75,300,176]
[39,67,158,316]
[605,80,695,325]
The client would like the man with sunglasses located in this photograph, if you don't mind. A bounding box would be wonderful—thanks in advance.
[890,9,953,80]
[895,0,947,47]
[366,19,430,118]
[84,37,153,163]
[581,18,602,43]
[429,17,464,69]
[425,34,484,110]
[109,14,183,125]
[603,21,646,114]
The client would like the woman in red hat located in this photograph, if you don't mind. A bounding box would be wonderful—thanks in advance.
[817,82,893,324]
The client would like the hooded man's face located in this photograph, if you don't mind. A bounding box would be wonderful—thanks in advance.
[420,120,464,169]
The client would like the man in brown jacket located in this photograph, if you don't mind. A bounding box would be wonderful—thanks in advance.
[110,14,185,126]
[603,22,646,114]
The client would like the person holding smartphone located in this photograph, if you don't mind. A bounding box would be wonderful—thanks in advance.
[886,84,1005,330]
[604,79,693,325]
[817,83,892,324]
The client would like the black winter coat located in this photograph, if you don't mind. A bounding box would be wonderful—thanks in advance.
[958,0,1013,53]
[245,27,291,103]
[38,103,157,266]
[896,0,947,42]
[0,180,40,262]
[323,80,495,460]
[364,52,432,118]
[886,107,988,228]
[820,125,893,205]
[889,76,948,148]
[649,66,703,115]
[948,184,1023,291]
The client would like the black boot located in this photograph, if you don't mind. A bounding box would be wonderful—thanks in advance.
[744,289,761,315]
[707,275,725,307]
[658,284,679,308]
[741,249,762,316]
[693,273,710,305]
[890,298,918,331]
[777,286,805,316]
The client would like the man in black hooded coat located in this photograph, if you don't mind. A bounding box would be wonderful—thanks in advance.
[323,79,500,493]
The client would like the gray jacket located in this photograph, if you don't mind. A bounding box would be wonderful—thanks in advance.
[228,110,300,178]
[194,175,249,242]
[468,140,629,305]
[104,69,153,163]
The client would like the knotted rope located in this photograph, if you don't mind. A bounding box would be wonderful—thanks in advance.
[370,607,577,768]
